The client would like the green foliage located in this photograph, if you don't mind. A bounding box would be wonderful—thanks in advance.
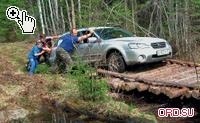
[68,60,108,101]
[79,0,132,29]
[0,0,34,42]
[35,64,50,74]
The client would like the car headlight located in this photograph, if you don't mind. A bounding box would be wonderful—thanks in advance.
[128,43,150,49]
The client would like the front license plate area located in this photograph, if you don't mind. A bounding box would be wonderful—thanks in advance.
[156,49,170,56]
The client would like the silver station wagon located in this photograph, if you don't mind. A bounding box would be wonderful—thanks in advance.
[57,27,172,72]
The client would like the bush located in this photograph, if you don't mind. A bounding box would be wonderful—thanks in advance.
[35,64,50,74]
[68,60,108,101]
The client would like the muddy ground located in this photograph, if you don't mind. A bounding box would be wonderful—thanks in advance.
[0,41,54,122]
[0,41,157,123]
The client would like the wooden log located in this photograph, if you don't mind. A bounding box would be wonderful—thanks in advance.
[191,90,200,99]
[121,82,137,91]
[169,87,188,99]
[109,92,134,102]
[134,64,178,78]
[161,87,174,99]
[97,69,197,88]
[162,87,189,99]
[184,90,192,98]
[171,75,197,83]
[121,82,149,92]
[136,83,149,92]
[108,78,124,90]
[148,86,161,95]
[160,67,200,81]
[166,59,200,67]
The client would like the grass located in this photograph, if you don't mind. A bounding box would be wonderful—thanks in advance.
[35,64,50,74]
[67,61,109,101]
[0,41,157,122]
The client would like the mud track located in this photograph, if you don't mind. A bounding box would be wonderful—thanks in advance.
[98,59,200,99]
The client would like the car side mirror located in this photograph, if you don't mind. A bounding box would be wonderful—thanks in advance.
[88,37,99,43]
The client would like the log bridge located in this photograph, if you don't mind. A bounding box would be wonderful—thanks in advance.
[97,59,200,99]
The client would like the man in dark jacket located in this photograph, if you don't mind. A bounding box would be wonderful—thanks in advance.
[38,34,60,64]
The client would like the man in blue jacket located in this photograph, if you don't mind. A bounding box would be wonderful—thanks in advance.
[52,28,94,73]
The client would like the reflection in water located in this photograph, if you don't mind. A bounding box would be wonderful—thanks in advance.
[31,112,104,123]
[31,111,137,123]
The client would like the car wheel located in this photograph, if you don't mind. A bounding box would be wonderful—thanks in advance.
[107,52,126,73]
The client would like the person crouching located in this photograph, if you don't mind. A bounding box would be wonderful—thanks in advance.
[27,40,45,75]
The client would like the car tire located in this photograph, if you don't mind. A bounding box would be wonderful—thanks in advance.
[107,52,126,73]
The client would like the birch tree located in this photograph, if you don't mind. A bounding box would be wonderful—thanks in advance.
[41,0,48,34]
[78,0,82,27]
[65,0,72,29]
[37,0,45,34]
[48,0,56,34]
[60,7,66,32]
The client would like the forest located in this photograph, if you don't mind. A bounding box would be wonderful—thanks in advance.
[1,1,200,122]
[1,0,200,60]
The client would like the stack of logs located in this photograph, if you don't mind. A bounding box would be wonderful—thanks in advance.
[97,59,200,99]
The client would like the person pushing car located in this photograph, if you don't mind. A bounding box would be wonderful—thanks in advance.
[51,28,94,73]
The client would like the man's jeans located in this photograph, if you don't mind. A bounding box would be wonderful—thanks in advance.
[29,58,38,75]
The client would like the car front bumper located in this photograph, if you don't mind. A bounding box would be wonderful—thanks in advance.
[124,47,172,65]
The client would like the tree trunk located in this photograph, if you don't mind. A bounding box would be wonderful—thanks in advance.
[60,7,66,32]
[158,1,163,37]
[162,0,172,39]
[124,0,128,29]
[88,0,92,26]
[45,0,53,34]
[54,0,59,21]
[184,0,190,55]
[148,1,156,36]
[65,0,72,29]
[48,0,57,34]
[71,0,76,28]
[41,0,48,35]
[131,0,137,34]
[78,0,82,27]
[37,0,45,34]
[54,0,59,33]
[175,1,179,56]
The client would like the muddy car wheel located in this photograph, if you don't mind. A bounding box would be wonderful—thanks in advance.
[107,52,126,73]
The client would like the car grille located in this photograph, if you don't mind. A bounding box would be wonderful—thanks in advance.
[151,42,166,49]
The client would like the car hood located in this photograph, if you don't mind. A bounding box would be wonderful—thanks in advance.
[109,37,167,44]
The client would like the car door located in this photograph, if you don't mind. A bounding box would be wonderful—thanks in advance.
[75,30,90,61]
[87,36,103,63]
[76,29,103,63]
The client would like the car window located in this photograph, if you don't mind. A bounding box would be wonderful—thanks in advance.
[79,30,97,43]
[95,28,133,40]
[77,31,82,37]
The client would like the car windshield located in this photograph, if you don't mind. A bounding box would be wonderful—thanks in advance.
[95,28,133,40]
